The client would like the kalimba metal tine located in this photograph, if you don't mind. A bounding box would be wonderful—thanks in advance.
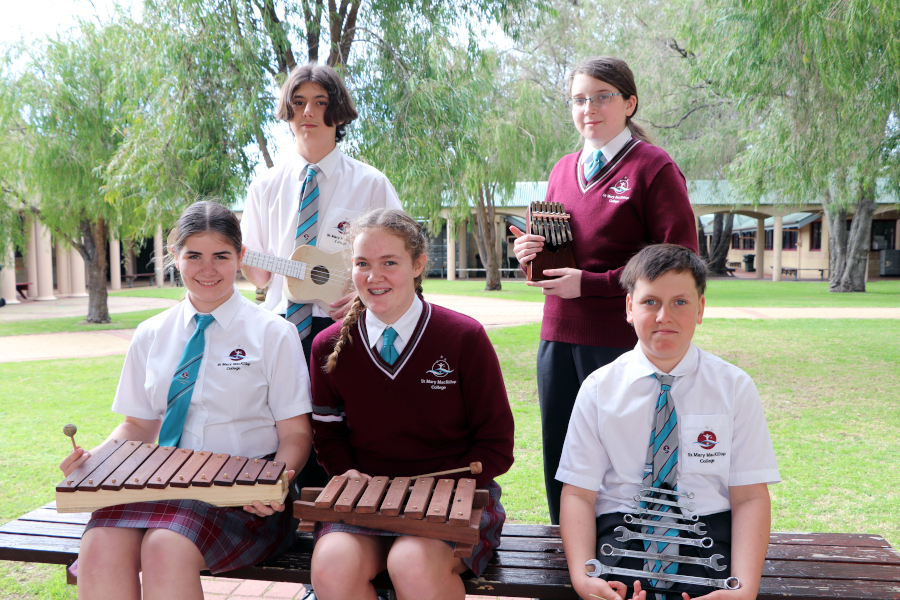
[315,476,348,508]
[405,477,436,520]
[56,437,126,493]
[76,440,141,492]
[425,479,455,523]
[335,477,368,513]
[380,477,411,517]
[357,476,390,514]
[192,452,230,488]
[125,445,172,489]
[233,457,264,486]
[214,455,247,487]
[148,448,194,490]
[449,478,476,526]
[101,442,157,491]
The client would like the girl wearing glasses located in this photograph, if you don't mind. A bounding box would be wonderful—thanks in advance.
[510,56,698,526]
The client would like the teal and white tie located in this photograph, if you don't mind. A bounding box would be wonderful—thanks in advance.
[286,164,320,340]
[583,149,606,184]
[380,327,399,365]
[159,314,215,448]
[641,373,680,595]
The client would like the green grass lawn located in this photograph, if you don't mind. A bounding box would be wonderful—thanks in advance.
[1,318,897,595]
[423,277,900,307]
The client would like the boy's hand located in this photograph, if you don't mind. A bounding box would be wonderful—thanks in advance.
[527,267,583,298]
[681,584,754,600]
[575,576,646,600]
[328,292,356,321]
[510,225,544,264]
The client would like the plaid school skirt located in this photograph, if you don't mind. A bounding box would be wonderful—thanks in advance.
[315,481,504,577]
[85,499,295,574]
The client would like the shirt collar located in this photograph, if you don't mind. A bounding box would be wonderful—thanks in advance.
[622,342,700,384]
[295,145,341,183]
[365,295,423,349]
[581,127,632,164]
[181,285,242,330]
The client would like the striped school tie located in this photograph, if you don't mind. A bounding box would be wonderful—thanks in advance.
[159,314,215,448]
[641,373,680,596]
[286,164,321,340]
[380,327,399,365]
[583,149,605,184]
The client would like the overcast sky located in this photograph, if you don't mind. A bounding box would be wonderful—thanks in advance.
[0,0,134,47]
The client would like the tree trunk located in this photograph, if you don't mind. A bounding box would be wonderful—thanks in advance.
[706,213,734,274]
[697,217,709,261]
[825,185,876,292]
[76,218,111,323]
[255,123,274,169]
[471,186,502,291]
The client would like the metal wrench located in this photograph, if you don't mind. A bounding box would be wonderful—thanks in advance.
[585,559,740,590]
[634,507,699,521]
[615,526,713,548]
[623,514,707,535]
[634,494,695,512]
[599,543,726,571]
[640,486,695,499]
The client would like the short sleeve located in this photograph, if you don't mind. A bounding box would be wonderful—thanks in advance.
[264,323,313,421]
[556,374,611,491]
[111,327,159,421]
[729,375,780,487]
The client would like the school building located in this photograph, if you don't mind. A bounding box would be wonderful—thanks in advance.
[2,179,898,304]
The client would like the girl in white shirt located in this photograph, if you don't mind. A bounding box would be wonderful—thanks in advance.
[59,201,313,600]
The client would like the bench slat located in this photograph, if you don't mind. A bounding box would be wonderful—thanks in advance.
[759,578,900,600]
[765,544,900,564]
[0,533,80,565]
[763,559,900,581]
[17,507,91,526]
[769,531,892,548]
[0,520,85,539]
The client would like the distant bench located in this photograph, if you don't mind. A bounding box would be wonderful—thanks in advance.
[123,273,157,288]
[771,266,828,280]
[15,283,30,300]
[2,502,900,599]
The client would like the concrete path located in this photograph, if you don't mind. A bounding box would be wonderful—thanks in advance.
[0,294,177,322]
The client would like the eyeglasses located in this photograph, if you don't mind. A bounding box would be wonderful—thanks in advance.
[566,92,623,109]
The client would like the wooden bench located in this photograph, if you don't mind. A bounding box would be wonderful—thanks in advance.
[123,273,157,287]
[15,282,30,300]
[771,266,828,281]
[2,503,900,599]
[726,261,742,269]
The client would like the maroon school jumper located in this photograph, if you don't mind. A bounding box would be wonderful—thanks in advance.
[309,301,515,576]
[541,139,699,348]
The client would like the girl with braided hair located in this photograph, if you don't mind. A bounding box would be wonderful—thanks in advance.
[308,208,515,600]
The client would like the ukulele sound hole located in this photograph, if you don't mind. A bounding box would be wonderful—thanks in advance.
[311,265,330,285]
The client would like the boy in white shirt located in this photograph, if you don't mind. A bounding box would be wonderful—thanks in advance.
[557,244,779,600]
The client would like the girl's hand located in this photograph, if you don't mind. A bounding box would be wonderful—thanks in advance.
[510,226,544,264]
[527,268,583,298]
[574,575,645,600]
[59,446,89,477]
[243,470,295,517]
[341,469,371,482]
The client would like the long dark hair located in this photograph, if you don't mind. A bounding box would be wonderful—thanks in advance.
[276,64,359,143]
[569,56,651,143]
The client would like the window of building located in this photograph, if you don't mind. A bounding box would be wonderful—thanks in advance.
[742,235,755,250]
[783,229,798,250]
[731,233,740,249]
[810,221,822,250]
[872,220,896,251]
[765,230,773,250]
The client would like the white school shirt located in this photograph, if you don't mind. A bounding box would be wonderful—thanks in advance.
[241,146,402,316]
[112,287,312,458]
[580,126,632,165]
[556,342,780,518]
[364,295,424,355]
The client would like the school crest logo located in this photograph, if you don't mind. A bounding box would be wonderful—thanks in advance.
[229,348,246,361]
[426,357,454,378]
[178,371,190,382]
[335,221,350,234]
[609,176,631,194]
[695,431,718,450]
[662,444,672,454]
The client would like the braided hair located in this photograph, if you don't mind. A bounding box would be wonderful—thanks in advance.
[323,209,428,373]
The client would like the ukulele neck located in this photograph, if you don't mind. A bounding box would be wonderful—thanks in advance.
[243,251,309,281]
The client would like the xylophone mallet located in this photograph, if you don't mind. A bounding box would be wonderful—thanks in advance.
[63,424,78,451]
[411,461,482,480]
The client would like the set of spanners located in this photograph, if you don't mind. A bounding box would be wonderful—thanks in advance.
[585,559,741,590]
[599,543,725,571]
[615,525,714,549]
[529,201,572,246]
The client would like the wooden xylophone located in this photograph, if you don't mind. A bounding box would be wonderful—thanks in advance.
[526,201,576,281]
[295,476,488,558]
[55,437,288,514]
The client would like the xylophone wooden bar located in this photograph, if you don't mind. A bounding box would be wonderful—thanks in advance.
[55,440,288,514]
[295,476,488,557]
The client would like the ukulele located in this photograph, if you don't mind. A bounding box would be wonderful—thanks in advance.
[242,246,353,312]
